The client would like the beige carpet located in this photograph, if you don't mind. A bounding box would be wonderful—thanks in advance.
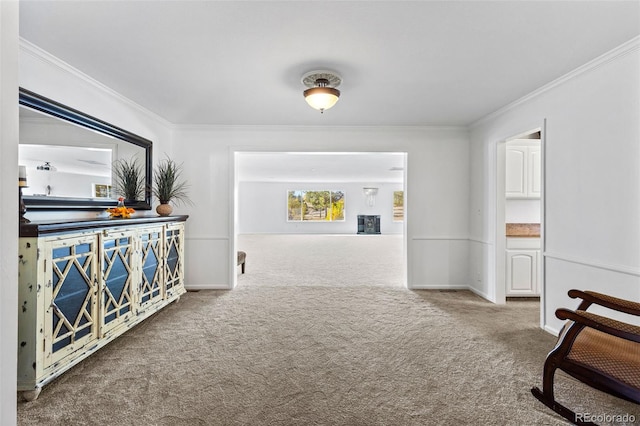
[236,234,405,288]
[17,235,639,425]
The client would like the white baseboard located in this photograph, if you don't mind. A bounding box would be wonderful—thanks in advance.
[185,283,232,291]
[408,284,470,290]
[543,324,560,337]
[468,286,492,302]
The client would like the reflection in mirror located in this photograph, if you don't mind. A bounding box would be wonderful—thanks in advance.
[18,88,152,210]
[20,143,112,198]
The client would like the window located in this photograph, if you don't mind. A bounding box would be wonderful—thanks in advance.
[287,190,345,221]
[393,191,404,222]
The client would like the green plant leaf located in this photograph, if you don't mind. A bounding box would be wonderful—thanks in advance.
[112,158,145,200]
[152,155,192,206]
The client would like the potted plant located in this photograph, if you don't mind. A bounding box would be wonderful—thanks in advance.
[113,158,145,202]
[153,156,191,216]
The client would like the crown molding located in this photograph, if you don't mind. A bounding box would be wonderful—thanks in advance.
[17,39,470,132]
[172,123,468,133]
[470,35,640,129]
[19,38,172,129]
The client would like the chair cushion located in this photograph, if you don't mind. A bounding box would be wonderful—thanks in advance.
[567,327,640,389]
[237,251,246,265]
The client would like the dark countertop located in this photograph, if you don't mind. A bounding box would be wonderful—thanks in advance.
[20,215,189,237]
[506,223,540,237]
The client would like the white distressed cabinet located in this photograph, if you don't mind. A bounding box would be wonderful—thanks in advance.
[17,216,187,400]
[506,142,541,199]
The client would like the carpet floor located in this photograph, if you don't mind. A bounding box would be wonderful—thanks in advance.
[16,235,639,425]
[236,234,405,288]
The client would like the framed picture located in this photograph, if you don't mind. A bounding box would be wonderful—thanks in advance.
[93,183,112,198]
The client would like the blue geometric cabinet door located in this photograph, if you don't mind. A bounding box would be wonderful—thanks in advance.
[44,235,99,367]
[139,227,164,310]
[164,223,185,298]
[100,230,135,337]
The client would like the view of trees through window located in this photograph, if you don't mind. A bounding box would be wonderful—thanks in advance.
[287,190,345,221]
[393,190,404,222]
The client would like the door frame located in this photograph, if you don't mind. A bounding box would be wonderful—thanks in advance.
[495,122,546,327]
[230,149,409,290]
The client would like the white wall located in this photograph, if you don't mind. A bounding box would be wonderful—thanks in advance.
[469,37,640,333]
[1,2,19,425]
[239,181,404,234]
[505,199,540,223]
[173,125,470,289]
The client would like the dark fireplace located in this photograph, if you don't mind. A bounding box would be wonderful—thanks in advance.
[357,215,381,234]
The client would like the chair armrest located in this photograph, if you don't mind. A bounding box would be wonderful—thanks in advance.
[556,308,640,344]
[568,289,640,316]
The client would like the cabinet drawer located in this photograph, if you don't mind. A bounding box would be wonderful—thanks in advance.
[506,237,540,250]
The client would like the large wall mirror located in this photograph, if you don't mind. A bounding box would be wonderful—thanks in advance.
[19,88,152,210]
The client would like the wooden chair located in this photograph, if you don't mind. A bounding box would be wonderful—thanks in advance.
[531,289,640,425]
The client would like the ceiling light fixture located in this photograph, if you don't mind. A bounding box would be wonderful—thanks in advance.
[302,70,342,113]
[37,161,56,171]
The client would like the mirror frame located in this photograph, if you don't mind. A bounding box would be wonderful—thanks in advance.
[19,87,152,210]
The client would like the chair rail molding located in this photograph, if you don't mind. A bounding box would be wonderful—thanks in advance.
[544,251,640,277]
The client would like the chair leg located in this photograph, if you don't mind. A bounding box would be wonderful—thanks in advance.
[241,261,245,274]
[531,360,597,426]
[531,387,596,425]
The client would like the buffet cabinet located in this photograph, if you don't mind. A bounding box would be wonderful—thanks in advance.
[17,216,188,401]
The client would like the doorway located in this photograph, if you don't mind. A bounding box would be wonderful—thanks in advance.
[496,126,545,326]
[231,151,408,289]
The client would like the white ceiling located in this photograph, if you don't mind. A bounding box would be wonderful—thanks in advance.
[237,152,405,183]
[19,1,640,127]
[19,144,112,177]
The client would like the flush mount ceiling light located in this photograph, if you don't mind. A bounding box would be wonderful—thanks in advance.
[302,70,342,113]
